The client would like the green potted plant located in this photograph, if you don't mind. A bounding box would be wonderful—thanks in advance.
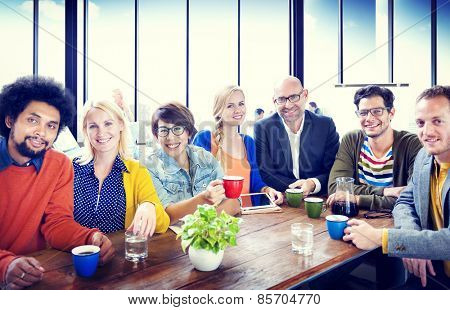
[176,204,242,271]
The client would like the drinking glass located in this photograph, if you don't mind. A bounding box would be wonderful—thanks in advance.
[291,223,313,256]
[125,231,148,262]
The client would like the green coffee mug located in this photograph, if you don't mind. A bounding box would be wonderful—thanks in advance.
[305,197,327,218]
[285,188,303,208]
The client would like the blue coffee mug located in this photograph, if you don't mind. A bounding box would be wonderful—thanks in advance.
[72,245,100,277]
[326,215,349,240]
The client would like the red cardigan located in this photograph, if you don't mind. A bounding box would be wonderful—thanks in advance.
[0,149,98,284]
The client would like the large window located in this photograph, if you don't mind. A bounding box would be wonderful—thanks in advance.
[437,0,450,85]
[189,0,238,129]
[139,0,186,142]
[0,0,33,89]
[139,0,186,113]
[38,0,65,85]
[304,0,360,135]
[394,0,431,132]
[240,0,289,135]
[76,0,85,140]
[80,0,289,139]
[304,0,338,89]
[343,0,390,83]
[87,0,134,113]
[304,0,440,137]
[302,0,338,114]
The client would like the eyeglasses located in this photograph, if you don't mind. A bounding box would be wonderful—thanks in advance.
[274,90,306,105]
[157,125,186,137]
[363,209,392,219]
[355,107,390,118]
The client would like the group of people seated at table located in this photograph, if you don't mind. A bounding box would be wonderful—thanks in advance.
[0,75,448,289]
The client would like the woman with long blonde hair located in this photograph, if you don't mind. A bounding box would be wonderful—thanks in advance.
[193,85,283,205]
[73,99,169,236]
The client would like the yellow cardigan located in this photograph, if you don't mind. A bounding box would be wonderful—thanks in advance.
[123,159,169,233]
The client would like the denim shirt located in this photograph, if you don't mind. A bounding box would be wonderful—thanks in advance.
[146,144,224,207]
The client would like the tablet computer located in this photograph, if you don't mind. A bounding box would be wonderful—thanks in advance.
[240,192,277,211]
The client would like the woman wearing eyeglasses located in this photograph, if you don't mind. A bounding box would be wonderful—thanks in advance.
[192,85,283,206]
[73,99,170,237]
[146,102,240,224]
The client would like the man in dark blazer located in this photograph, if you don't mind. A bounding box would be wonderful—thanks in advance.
[254,76,340,195]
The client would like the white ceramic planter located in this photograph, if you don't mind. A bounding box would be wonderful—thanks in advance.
[188,247,224,271]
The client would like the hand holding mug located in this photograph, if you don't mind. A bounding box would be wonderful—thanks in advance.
[289,178,316,196]
[342,219,382,250]
[91,232,115,265]
[202,179,226,205]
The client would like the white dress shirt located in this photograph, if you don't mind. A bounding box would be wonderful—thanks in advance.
[281,113,321,194]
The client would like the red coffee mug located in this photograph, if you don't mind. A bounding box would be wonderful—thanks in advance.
[223,176,244,199]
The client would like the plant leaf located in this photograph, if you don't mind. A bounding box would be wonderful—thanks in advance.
[179,204,241,252]
[181,238,193,253]
[187,228,197,237]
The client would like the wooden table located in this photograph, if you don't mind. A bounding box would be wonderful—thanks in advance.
[30,204,393,290]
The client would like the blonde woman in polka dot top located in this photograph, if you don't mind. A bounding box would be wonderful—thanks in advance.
[73,99,169,236]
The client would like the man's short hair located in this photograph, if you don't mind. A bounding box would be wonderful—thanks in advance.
[416,85,450,106]
[353,85,395,110]
[0,76,75,138]
[151,102,198,138]
[255,108,264,115]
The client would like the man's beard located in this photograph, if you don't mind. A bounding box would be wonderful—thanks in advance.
[15,137,48,159]
[10,126,49,159]
[280,108,302,123]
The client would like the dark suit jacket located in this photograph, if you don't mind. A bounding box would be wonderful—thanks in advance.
[254,110,340,194]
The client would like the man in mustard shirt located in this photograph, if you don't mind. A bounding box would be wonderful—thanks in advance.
[343,86,450,288]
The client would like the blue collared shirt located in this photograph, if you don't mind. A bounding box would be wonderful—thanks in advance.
[146,144,224,207]
[0,136,44,172]
[73,155,128,233]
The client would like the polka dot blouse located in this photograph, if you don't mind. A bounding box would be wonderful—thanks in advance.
[73,155,127,233]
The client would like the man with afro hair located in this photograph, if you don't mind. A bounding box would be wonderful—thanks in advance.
[0,76,114,289]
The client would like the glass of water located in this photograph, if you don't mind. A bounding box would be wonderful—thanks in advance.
[125,231,148,262]
[291,223,313,256]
